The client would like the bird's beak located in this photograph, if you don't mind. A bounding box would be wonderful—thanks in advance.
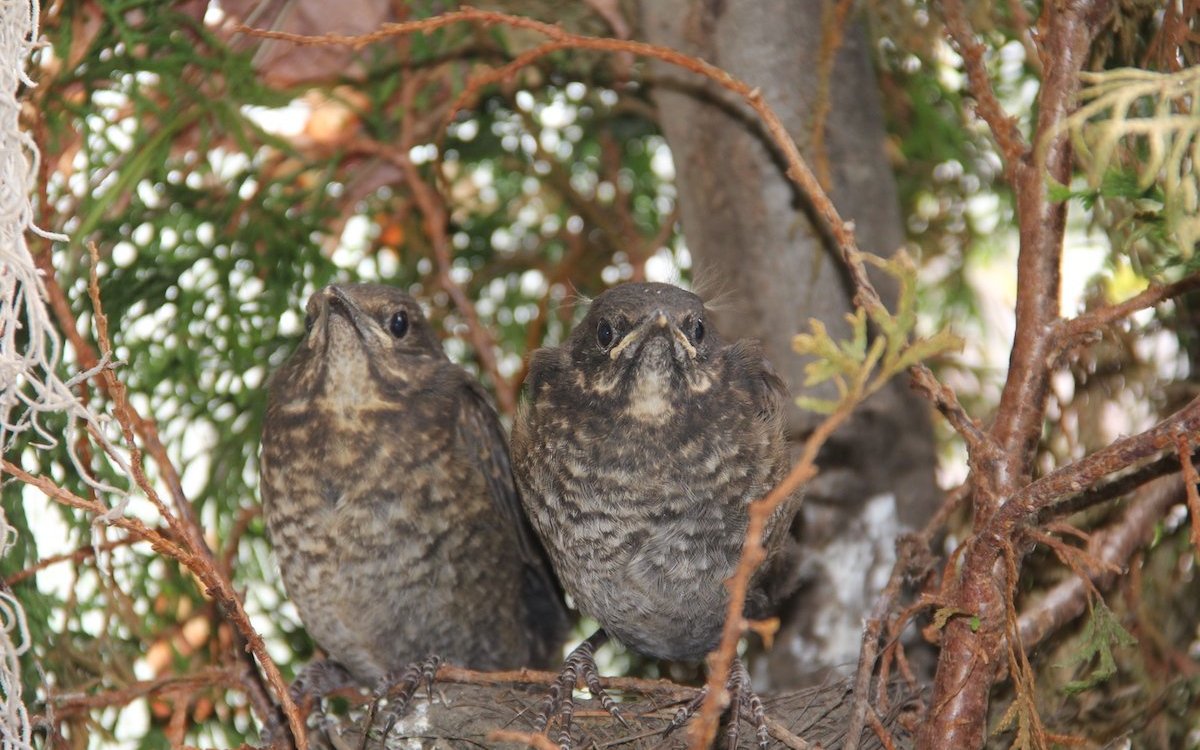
[608,309,696,360]
[321,285,370,341]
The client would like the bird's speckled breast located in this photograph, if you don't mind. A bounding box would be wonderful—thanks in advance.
[516,359,784,661]
[261,388,530,682]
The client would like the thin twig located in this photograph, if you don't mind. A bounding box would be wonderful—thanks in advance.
[49,666,244,718]
[487,729,559,750]
[1016,475,1184,649]
[27,243,284,736]
[845,482,969,750]
[843,559,907,750]
[30,246,207,547]
[5,459,303,744]
[924,391,1196,747]
[20,248,307,748]
[3,461,185,559]
[1057,272,1200,346]
[866,704,899,750]
[940,0,1028,169]
[692,399,854,748]
[1179,436,1200,554]
[4,537,138,586]
[394,74,518,415]
[764,713,814,750]
[435,664,698,700]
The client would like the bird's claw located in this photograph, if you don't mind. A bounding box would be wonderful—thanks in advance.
[359,654,442,747]
[664,659,770,750]
[375,654,442,713]
[533,632,623,749]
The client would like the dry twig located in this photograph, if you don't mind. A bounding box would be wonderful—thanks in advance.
[1017,475,1185,649]
[940,0,1027,169]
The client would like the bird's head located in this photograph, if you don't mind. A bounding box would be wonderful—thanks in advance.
[273,283,445,404]
[566,283,718,419]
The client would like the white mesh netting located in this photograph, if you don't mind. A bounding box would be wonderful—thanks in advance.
[0,2,98,748]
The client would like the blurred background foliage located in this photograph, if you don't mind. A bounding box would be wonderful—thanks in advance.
[4,0,1198,747]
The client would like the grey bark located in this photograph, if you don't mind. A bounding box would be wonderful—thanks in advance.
[637,0,940,686]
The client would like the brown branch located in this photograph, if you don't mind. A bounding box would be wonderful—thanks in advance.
[50,666,244,718]
[908,368,1003,509]
[1005,0,1043,77]
[233,5,862,303]
[440,39,572,148]
[763,714,814,750]
[3,458,301,744]
[1017,475,1184,649]
[4,537,139,586]
[236,8,920,355]
[1011,416,1177,535]
[998,541,1051,747]
[1057,272,1200,346]
[690,396,861,748]
[27,242,287,737]
[1179,436,1200,554]
[844,481,970,750]
[939,0,1027,169]
[86,252,184,538]
[843,545,909,750]
[866,705,899,750]
[2,462,186,560]
[1047,446,1194,520]
[987,0,1114,501]
[435,664,697,699]
[1023,528,1112,584]
[924,4,1113,740]
[389,75,517,415]
[922,392,1196,748]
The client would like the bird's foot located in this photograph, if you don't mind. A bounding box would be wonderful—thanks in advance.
[262,660,354,747]
[533,631,626,750]
[665,659,769,750]
[376,653,442,713]
[360,654,442,746]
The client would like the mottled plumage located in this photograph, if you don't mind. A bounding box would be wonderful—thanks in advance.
[512,282,797,747]
[513,282,795,660]
[260,283,566,688]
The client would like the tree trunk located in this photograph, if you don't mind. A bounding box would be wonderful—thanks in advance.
[637,0,940,687]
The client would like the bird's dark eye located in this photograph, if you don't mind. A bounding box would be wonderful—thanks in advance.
[596,318,614,348]
[388,310,409,339]
[304,313,315,334]
[691,318,705,344]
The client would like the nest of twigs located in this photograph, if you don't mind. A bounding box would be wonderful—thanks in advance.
[293,668,921,750]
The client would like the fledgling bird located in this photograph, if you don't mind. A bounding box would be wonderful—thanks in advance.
[260,283,567,706]
[512,282,798,749]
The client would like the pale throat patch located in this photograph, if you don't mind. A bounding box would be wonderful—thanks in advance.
[625,367,672,423]
[322,334,383,410]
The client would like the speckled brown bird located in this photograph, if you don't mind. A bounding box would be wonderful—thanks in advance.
[512,282,798,749]
[260,283,567,700]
